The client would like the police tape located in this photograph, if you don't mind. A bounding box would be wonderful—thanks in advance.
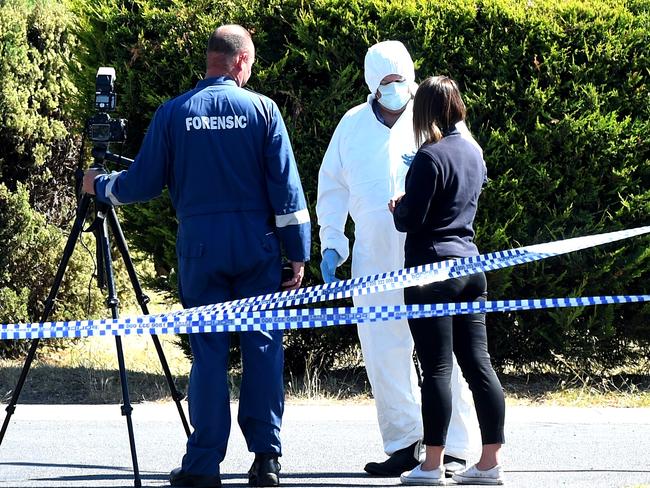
[2,295,649,340]
[1,225,649,340]
[172,225,650,314]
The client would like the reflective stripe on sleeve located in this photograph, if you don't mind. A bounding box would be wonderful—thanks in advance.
[275,208,310,227]
[103,173,122,206]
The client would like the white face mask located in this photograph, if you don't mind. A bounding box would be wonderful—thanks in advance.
[377,80,412,111]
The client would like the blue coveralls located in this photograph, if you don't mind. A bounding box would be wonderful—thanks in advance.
[94,76,311,476]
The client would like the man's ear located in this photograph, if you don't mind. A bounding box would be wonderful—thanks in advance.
[236,51,249,69]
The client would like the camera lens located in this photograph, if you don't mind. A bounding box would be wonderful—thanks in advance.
[90,124,110,141]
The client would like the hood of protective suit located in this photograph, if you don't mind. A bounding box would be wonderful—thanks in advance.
[364,40,415,95]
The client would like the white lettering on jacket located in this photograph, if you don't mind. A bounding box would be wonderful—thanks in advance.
[185,115,248,131]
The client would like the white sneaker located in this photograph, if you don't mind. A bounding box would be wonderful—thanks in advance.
[452,463,504,485]
[400,464,446,485]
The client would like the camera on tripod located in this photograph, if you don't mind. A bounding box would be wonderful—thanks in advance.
[86,67,127,144]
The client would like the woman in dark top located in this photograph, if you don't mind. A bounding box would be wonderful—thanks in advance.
[390,76,505,486]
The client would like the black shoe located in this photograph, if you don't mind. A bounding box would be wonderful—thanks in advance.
[364,440,423,476]
[169,467,221,487]
[443,455,466,477]
[248,453,281,487]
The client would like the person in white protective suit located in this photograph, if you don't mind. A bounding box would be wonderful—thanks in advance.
[316,40,482,478]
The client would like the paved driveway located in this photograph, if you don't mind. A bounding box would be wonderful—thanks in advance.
[0,403,649,487]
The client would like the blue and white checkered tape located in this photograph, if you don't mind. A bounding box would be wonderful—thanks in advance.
[2,295,649,340]
[1,226,649,340]
[175,225,650,314]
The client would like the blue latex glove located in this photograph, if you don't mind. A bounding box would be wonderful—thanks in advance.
[320,248,341,283]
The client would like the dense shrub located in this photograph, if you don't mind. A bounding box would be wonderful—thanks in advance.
[0,0,80,225]
[68,0,650,371]
[0,184,106,357]
[0,0,136,358]
[0,0,79,357]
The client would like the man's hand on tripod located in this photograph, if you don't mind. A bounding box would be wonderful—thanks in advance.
[83,169,104,195]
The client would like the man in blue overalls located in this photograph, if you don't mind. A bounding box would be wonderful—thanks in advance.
[83,24,311,488]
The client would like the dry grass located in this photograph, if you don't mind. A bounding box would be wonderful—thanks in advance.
[285,354,372,404]
[500,354,650,407]
[0,335,191,404]
[0,335,375,405]
[502,373,650,407]
[3,335,649,406]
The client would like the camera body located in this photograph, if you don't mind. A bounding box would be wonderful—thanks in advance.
[87,67,127,144]
[87,112,127,144]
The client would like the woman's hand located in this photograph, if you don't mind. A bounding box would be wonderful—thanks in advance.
[388,193,405,213]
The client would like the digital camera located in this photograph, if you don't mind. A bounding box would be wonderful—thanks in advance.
[86,67,127,144]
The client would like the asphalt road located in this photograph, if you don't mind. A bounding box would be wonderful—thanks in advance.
[0,402,649,488]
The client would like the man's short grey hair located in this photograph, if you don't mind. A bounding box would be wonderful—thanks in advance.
[207,25,252,57]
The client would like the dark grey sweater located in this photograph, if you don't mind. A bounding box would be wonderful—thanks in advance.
[393,129,486,266]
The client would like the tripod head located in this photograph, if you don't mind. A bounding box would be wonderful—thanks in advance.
[91,145,134,169]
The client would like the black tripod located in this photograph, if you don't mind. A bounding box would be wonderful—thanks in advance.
[0,148,191,488]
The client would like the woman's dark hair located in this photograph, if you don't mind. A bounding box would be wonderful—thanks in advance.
[413,76,466,147]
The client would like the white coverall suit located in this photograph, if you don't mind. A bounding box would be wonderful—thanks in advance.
[317,90,481,460]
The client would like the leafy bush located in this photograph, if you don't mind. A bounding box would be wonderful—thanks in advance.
[0,182,143,359]
[0,184,105,357]
[0,0,137,358]
[0,0,81,225]
[69,0,650,371]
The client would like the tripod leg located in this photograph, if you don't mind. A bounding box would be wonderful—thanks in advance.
[106,207,191,437]
[97,211,142,488]
[114,336,141,488]
[1,194,93,446]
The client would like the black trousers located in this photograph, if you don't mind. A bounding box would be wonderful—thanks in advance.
[404,270,505,447]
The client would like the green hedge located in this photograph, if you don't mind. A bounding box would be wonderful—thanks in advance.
[0,0,81,357]
[67,0,650,370]
[0,183,105,357]
[0,0,82,224]
[0,0,135,358]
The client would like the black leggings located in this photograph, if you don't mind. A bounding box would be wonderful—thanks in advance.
[404,270,505,447]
